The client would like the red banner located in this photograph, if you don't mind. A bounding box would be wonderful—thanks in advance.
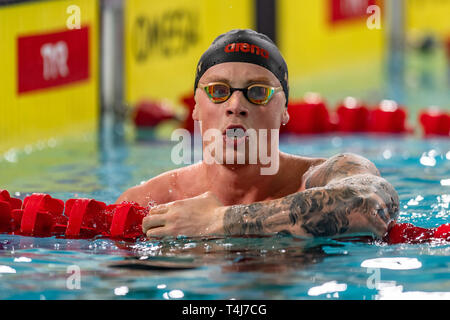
[17,27,90,94]
[329,0,377,24]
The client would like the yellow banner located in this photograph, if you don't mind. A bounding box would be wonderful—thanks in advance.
[125,0,254,110]
[277,0,385,102]
[0,0,99,153]
[406,0,450,36]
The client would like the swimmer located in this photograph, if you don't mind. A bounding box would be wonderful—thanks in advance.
[116,29,400,239]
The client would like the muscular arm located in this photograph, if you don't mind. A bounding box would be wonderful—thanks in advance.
[222,153,399,238]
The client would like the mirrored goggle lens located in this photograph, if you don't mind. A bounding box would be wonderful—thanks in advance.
[247,86,274,104]
[204,84,230,103]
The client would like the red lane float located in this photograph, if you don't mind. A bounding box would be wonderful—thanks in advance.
[282,96,422,135]
[18,194,65,236]
[0,195,16,233]
[335,97,370,133]
[0,190,150,240]
[64,198,107,238]
[419,107,450,137]
[1,189,449,243]
[133,100,176,128]
[368,100,413,134]
[0,189,22,210]
[133,94,449,138]
[384,223,450,244]
[0,190,22,233]
[107,202,148,239]
[284,93,337,134]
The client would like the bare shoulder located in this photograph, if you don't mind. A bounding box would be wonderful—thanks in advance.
[115,163,202,207]
[281,152,326,167]
[303,152,381,189]
[280,152,327,189]
[115,171,175,207]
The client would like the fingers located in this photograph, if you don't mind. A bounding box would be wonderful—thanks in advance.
[143,202,179,236]
[146,227,171,238]
[149,204,169,215]
[367,194,393,236]
[368,207,390,237]
[375,207,391,225]
[142,214,166,233]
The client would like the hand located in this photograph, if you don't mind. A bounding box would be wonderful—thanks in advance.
[142,191,226,238]
[346,193,397,238]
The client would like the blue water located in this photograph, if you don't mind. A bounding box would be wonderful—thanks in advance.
[0,133,449,300]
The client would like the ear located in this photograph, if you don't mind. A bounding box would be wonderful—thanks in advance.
[282,109,290,125]
[192,90,200,121]
[192,104,199,121]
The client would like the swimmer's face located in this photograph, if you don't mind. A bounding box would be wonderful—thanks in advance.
[193,62,289,165]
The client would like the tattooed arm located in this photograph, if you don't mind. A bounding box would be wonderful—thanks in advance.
[143,153,399,239]
[222,153,399,238]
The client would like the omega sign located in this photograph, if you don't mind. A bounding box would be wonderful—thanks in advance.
[132,9,199,62]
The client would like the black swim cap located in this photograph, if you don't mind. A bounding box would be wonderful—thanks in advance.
[194,29,289,106]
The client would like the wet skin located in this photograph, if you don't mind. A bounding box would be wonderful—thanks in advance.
[116,62,400,240]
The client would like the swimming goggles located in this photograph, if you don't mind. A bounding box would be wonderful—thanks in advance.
[198,82,282,105]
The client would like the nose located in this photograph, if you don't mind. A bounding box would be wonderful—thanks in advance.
[224,91,248,117]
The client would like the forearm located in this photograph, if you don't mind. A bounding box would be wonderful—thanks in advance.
[222,174,399,238]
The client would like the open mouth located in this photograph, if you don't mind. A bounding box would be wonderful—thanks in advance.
[223,125,247,139]
[222,125,248,148]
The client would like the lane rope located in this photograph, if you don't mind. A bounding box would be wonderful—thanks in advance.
[1,189,449,242]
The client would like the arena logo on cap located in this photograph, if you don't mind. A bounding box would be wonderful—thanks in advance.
[224,42,269,59]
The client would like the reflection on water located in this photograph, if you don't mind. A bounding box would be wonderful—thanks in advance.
[111,235,348,275]
[0,229,449,299]
[0,133,449,299]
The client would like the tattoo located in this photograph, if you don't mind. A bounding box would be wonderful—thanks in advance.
[223,174,399,238]
[223,202,284,235]
[305,153,380,189]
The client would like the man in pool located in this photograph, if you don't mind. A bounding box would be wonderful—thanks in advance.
[116,29,400,240]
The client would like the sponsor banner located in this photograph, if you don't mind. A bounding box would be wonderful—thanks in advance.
[0,0,99,153]
[17,27,90,94]
[277,0,385,101]
[125,0,254,109]
[329,0,377,24]
[406,0,450,36]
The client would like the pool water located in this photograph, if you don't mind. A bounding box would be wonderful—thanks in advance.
[0,132,449,300]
